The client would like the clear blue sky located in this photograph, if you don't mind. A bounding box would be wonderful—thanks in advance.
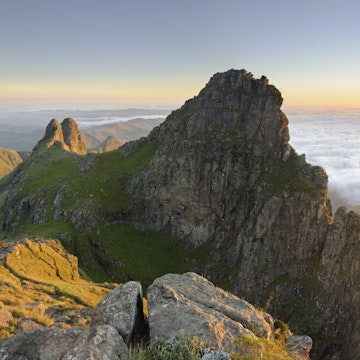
[0,0,359,108]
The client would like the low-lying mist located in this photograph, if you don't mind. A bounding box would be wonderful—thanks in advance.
[289,109,360,210]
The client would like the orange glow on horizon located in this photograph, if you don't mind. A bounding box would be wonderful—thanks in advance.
[0,80,358,110]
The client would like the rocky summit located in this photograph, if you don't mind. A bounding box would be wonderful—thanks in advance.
[33,117,87,155]
[0,69,359,359]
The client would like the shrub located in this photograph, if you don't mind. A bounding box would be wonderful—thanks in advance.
[130,335,206,360]
[231,335,292,360]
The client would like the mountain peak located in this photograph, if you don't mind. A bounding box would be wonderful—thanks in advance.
[33,118,86,155]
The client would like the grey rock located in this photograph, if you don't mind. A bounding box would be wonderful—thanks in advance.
[0,327,84,359]
[286,335,312,360]
[150,272,273,338]
[63,325,128,360]
[202,348,231,360]
[0,309,13,329]
[91,281,145,346]
[147,272,271,352]
[0,325,128,360]
[14,318,42,335]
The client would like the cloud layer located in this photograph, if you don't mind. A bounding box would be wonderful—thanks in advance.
[289,111,360,209]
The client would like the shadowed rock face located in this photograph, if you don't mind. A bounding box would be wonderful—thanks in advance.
[33,117,86,155]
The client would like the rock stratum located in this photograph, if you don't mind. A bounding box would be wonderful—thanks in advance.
[1,69,359,359]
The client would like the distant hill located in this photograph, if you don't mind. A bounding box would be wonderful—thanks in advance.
[0,108,170,151]
[89,135,126,153]
[0,147,23,179]
[82,117,165,151]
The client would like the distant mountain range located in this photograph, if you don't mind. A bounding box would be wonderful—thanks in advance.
[0,108,169,151]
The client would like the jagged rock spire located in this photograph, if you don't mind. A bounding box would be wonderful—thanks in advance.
[33,118,86,155]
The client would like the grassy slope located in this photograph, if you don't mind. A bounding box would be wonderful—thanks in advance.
[0,238,113,338]
[0,148,23,179]
[2,140,192,287]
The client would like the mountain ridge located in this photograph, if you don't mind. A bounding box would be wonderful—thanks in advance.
[0,69,359,359]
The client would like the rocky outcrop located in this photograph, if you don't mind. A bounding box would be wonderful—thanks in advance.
[147,272,273,346]
[33,117,86,155]
[91,281,146,346]
[0,326,128,360]
[0,273,311,360]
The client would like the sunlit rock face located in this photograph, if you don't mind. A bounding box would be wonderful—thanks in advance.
[33,117,86,155]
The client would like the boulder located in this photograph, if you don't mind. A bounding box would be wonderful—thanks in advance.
[91,281,146,345]
[0,327,84,359]
[19,301,45,316]
[0,325,128,360]
[201,349,231,360]
[14,318,42,334]
[286,335,313,360]
[0,309,13,329]
[147,272,273,352]
[62,325,128,360]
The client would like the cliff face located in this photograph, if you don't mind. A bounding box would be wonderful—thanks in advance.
[33,118,86,155]
[129,70,358,359]
[131,69,330,303]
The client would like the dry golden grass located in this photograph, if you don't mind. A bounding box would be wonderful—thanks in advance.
[0,237,117,338]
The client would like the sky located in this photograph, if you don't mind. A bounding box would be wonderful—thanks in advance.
[0,0,359,109]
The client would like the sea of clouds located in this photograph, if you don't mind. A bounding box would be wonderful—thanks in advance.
[288,110,360,209]
[75,114,167,127]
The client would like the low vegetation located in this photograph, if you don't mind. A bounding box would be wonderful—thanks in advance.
[128,334,292,360]
[231,335,292,360]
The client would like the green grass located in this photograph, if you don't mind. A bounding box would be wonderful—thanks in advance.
[1,139,193,286]
[231,335,292,360]
[130,335,206,360]
[257,152,324,200]
[88,224,190,287]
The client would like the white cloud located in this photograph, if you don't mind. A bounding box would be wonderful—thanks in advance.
[76,115,167,127]
[289,111,360,209]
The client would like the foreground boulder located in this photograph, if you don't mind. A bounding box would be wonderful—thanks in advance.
[91,280,146,345]
[147,272,310,358]
[0,326,128,360]
[147,272,273,352]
